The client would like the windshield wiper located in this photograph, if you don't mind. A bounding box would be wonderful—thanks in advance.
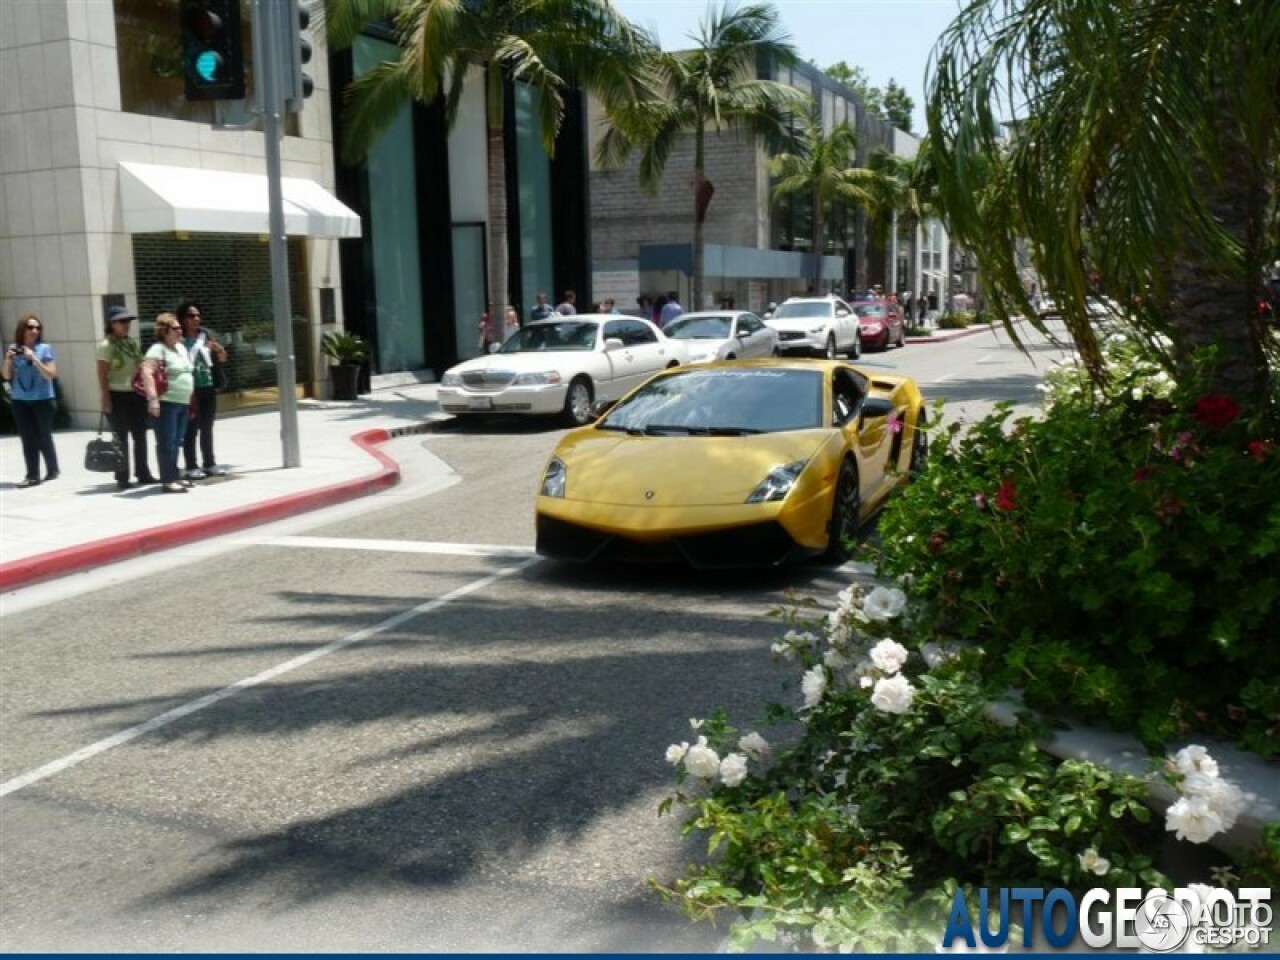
[639,424,761,436]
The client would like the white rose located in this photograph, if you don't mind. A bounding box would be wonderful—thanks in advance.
[824,647,851,670]
[719,752,749,787]
[1077,848,1111,876]
[1181,773,1249,831]
[737,731,771,763]
[869,638,910,675]
[871,674,916,714]
[1173,745,1219,779]
[770,641,796,660]
[665,741,689,766]
[1165,796,1225,844]
[862,586,907,621]
[683,738,721,780]
[801,665,828,710]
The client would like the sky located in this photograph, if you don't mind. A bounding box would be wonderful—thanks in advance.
[611,0,965,136]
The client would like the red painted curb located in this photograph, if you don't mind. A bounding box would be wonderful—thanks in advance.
[0,428,399,593]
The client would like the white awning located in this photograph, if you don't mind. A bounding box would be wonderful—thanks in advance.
[119,161,362,238]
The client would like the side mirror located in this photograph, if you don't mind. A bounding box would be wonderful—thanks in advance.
[591,398,619,418]
[859,397,894,420]
[604,337,625,351]
[836,309,851,318]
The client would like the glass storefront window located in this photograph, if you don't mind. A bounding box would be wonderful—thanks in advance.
[514,82,554,324]
[354,35,426,373]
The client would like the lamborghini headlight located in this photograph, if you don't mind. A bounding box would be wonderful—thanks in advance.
[745,459,808,503]
[541,457,567,497]
[513,371,563,386]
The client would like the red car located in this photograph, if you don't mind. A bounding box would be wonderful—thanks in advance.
[853,299,906,351]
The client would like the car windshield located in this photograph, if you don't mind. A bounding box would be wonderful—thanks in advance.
[599,368,824,435]
[772,301,833,319]
[664,314,732,340]
[855,305,886,317]
[499,321,597,353]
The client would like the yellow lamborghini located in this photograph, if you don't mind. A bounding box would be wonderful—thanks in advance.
[535,359,928,568]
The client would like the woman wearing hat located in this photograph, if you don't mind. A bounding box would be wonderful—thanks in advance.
[96,305,155,490]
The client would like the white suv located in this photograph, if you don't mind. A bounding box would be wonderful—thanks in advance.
[764,296,862,359]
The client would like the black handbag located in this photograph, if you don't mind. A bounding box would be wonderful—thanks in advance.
[85,413,126,473]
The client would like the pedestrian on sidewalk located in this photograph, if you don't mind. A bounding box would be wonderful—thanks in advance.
[140,312,195,494]
[556,290,578,315]
[529,291,555,324]
[3,312,60,487]
[478,302,499,354]
[178,301,228,480]
[503,304,521,342]
[96,305,154,490]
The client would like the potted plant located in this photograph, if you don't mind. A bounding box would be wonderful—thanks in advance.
[321,331,369,401]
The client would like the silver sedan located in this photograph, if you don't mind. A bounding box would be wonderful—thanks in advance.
[661,310,780,364]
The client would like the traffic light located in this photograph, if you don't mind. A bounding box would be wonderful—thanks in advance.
[284,0,314,114]
[180,0,245,102]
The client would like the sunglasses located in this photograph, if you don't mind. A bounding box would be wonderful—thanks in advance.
[186,312,201,319]
[25,324,41,330]
[161,324,181,331]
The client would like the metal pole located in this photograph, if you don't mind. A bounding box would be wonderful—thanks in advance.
[255,0,301,468]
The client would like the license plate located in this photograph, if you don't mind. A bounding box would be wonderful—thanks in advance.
[468,396,493,410]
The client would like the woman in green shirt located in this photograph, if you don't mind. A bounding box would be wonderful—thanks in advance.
[139,313,196,493]
[95,305,155,490]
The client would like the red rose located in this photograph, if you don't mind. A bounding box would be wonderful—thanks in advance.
[1246,440,1275,461]
[994,478,1018,511]
[1193,395,1241,430]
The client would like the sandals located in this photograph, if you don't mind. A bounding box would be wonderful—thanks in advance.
[17,477,40,488]
[162,482,188,494]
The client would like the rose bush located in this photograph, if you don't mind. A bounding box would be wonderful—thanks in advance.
[873,350,1280,754]
[657,584,1276,952]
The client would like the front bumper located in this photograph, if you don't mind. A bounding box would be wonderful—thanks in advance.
[535,488,832,568]
[773,329,829,354]
[438,383,567,416]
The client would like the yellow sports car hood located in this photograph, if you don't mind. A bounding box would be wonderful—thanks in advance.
[555,429,833,507]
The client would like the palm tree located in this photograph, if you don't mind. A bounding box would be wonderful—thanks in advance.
[927,0,1278,410]
[769,121,880,293]
[595,2,809,309]
[326,0,650,324]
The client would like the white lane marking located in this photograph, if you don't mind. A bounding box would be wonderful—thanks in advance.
[0,559,537,800]
[240,536,536,559]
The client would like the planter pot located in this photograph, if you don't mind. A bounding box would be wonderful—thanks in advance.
[331,363,361,401]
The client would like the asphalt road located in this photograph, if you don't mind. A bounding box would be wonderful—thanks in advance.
[0,322,1074,952]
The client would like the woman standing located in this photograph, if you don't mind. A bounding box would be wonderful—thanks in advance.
[96,305,155,490]
[178,300,228,480]
[3,312,60,487]
[503,304,521,342]
[139,312,195,494]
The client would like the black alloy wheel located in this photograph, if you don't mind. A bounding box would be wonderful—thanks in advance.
[563,378,594,426]
[823,458,861,563]
[848,332,862,360]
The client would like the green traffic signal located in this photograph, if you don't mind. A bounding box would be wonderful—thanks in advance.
[181,0,245,102]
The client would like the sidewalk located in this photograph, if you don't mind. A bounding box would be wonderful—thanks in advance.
[0,383,449,593]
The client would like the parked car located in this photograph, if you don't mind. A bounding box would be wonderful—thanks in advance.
[437,315,685,426]
[853,300,906,351]
[661,310,779,363]
[764,296,862,359]
[535,358,928,568]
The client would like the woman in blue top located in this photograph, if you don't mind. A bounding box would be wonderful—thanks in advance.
[139,312,196,494]
[3,313,60,487]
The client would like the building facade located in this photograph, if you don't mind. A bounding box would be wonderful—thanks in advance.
[1,0,361,426]
[588,57,950,316]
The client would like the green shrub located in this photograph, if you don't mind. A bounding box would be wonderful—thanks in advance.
[873,378,1280,754]
[658,586,1170,951]
[938,311,975,329]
